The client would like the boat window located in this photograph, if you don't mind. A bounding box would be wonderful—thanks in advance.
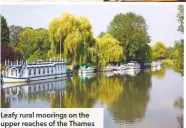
[51,68,53,73]
[38,68,40,74]
[43,68,45,74]
[47,68,49,73]
[29,69,31,75]
[34,68,36,75]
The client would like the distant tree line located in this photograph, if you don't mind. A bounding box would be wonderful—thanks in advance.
[0,5,184,75]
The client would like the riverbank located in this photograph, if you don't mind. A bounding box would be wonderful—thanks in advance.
[161,59,174,66]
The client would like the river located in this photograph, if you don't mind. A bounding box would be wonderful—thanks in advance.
[1,67,183,128]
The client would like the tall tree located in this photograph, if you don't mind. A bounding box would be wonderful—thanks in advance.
[165,47,174,59]
[96,34,124,68]
[9,25,23,43]
[151,42,167,60]
[177,5,184,34]
[1,15,9,44]
[173,40,184,75]
[1,44,21,62]
[173,5,184,75]
[48,13,94,65]
[107,12,151,63]
[17,28,50,62]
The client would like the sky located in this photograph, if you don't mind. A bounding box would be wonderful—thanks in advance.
[1,3,183,47]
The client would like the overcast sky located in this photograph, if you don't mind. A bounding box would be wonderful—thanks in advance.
[1,3,184,47]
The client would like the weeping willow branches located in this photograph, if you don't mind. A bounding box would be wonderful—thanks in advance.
[96,34,125,68]
[48,13,94,65]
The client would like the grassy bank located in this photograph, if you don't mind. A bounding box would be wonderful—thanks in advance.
[161,59,174,66]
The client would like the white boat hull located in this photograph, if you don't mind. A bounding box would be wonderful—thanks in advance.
[104,67,114,72]
[78,68,95,74]
[113,70,128,75]
[2,73,67,83]
[2,77,67,88]
[3,77,27,83]
[127,69,141,76]
[113,66,127,71]
[151,65,161,71]
[127,67,140,72]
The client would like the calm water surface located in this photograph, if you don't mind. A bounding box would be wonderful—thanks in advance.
[1,67,183,128]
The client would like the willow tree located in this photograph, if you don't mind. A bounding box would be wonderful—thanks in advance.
[48,13,94,65]
[96,34,124,68]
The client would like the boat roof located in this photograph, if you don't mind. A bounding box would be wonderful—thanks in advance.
[5,61,66,69]
[129,61,137,63]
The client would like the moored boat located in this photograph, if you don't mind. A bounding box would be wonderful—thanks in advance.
[78,64,95,75]
[2,59,67,83]
[99,65,114,72]
[151,61,162,71]
[127,69,141,76]
[127,61,141,70]
[113,64,128,71]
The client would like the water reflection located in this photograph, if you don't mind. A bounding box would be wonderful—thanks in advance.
[147,66,166,80]
[174,97,184,128]
[108,71,152,123]
[1,67,183,128]
[61,76,98,108]
[105,69,141,77]
[1,88,10,108]
[1,80,66,108]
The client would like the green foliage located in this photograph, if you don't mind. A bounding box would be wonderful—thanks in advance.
[1,15,9,44]
[161,59,174,66]
[17,28,50,62]
[151,42,167,61]
[173,39,184,75]
[165,47,174,59]
[9,25,23,43]
[177,5,184,34]
[48,13,94,65]
[173,5,184,75]
[96,34,124,68]
[107,12,151,63]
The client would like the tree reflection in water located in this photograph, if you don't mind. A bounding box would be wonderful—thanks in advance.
[1,88,10,108]
[50,70,152,124]
[174,97,184,128]
[108,71,152,123]
[56,74,124,108]
[0,67,183,128]
[0,67,166,123]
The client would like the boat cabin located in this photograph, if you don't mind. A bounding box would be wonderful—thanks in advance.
[3,59,67,78]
